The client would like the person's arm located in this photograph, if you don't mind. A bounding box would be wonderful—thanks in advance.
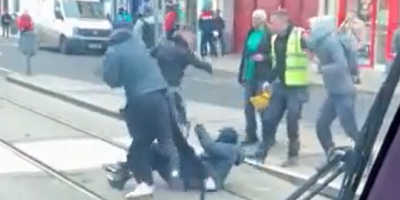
[194,124,231,159]
[320,38,348,75]
[102,48,122,88]
[185,50,212,74]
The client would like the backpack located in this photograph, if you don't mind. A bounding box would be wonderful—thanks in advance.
[141,19,155,49]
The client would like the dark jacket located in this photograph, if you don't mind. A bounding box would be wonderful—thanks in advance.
[198,10,216,34]
[196,126,242,189]
[102,29,167,102]
[238,27,272,83]
[150,36,212,87]
[1,13,12,26]
[307,16,356,95]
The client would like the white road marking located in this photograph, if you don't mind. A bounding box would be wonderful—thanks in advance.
[14,138,126,171]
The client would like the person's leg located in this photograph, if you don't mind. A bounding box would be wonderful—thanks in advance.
[125,92,163,198]
[174,89,190,136]
[150,91,182,190]
[333,94,359,142]
[5,26,9,38]
[242,81,259,144]
[149,143,171,184]
[200,33,208,57]
[281,87,308,167]
[253,85,286,162]
[316,96,337,154]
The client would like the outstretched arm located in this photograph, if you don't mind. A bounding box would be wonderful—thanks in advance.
[194,124,230,158]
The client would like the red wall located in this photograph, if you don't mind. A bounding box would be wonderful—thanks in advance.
[233,0,319,53]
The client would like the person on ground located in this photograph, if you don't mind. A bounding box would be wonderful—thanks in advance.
[133,5,157,49]
[238,9,272,146]
[1,10,12,38]
[102,27,182,199]
[307,16,359,157]
[150,30,212,135]
[106,124,243,192]
[252,10,309,167]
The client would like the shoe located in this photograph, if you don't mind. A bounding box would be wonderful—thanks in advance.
[281,157,299,167]
[125,183,154,200]
[205,177,217,192]
[106,162,131,190]
[169,169,183,190]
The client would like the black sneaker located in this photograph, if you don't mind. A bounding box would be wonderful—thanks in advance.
[105,162,131,190]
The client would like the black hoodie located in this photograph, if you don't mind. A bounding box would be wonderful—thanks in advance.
[150,35,212,87]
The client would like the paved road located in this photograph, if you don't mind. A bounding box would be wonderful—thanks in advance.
[0,78,331,200]
[0,37,397,139]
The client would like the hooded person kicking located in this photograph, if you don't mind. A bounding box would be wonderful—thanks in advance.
[102,27,182,199]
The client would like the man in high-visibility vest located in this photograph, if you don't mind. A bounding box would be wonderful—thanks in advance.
[252,10,309,167]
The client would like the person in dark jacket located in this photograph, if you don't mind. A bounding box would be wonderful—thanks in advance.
[238,9,272,146]
[106,124,243,192]
[102,28,182,198]
[150,31,212,135]
[199,4,217,57]
[1,10,12,38]
[213,9,225,56]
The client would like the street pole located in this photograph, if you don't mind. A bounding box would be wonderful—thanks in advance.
[152,0,165,43]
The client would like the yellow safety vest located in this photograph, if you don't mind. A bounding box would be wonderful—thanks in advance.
[271,27,309,86]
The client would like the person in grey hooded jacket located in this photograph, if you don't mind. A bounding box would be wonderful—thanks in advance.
[102,28,181,198]
[306,16,359,154]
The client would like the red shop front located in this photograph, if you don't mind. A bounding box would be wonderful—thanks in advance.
[233,0,319,53]
[336,0,398,69]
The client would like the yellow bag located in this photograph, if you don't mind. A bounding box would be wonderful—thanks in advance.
[250,91,271,111]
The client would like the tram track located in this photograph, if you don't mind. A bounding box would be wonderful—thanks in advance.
[0,94,253,200]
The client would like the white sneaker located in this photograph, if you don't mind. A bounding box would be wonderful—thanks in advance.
[125,183,154,200]
[205,177,216,192]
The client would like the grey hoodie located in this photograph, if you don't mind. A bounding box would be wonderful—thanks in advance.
[307,17,356,95]
[102,29,167,102]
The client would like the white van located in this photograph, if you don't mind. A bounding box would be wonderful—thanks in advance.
[36,0,112,54]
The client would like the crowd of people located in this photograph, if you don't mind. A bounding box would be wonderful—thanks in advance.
[97,4,366,200]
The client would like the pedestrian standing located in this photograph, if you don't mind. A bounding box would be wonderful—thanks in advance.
[102,28,182,199]
[213,9,226,56]
[238,9,272,146]
[198,2,217,57]
[252,10,309,167]
[1,10,12,38]
[307,16,359,157]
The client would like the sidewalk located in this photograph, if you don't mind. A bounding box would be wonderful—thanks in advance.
[210,55,392,94]
[6,73,367,198]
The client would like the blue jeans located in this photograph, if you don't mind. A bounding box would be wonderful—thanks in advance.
[316,93,359,153]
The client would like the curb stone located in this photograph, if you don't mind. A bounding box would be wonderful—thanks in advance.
[7,74,360,199]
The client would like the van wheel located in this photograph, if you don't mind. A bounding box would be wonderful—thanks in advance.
[59,36,71,54]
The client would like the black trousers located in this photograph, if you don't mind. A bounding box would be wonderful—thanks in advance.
[2,25,9,37]
[124,90,180,185]
[200,32,216,57]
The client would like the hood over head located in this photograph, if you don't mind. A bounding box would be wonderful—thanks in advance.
[109,29,133,46]
[216,127,238,144]
[307,15,336,49]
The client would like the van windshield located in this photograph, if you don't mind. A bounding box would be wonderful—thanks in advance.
[62,0,105,19]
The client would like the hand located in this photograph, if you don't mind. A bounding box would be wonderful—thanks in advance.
[251,54,264,62]
[205,65,213,74]
[262,82,270,91]
[194,124,206,133]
